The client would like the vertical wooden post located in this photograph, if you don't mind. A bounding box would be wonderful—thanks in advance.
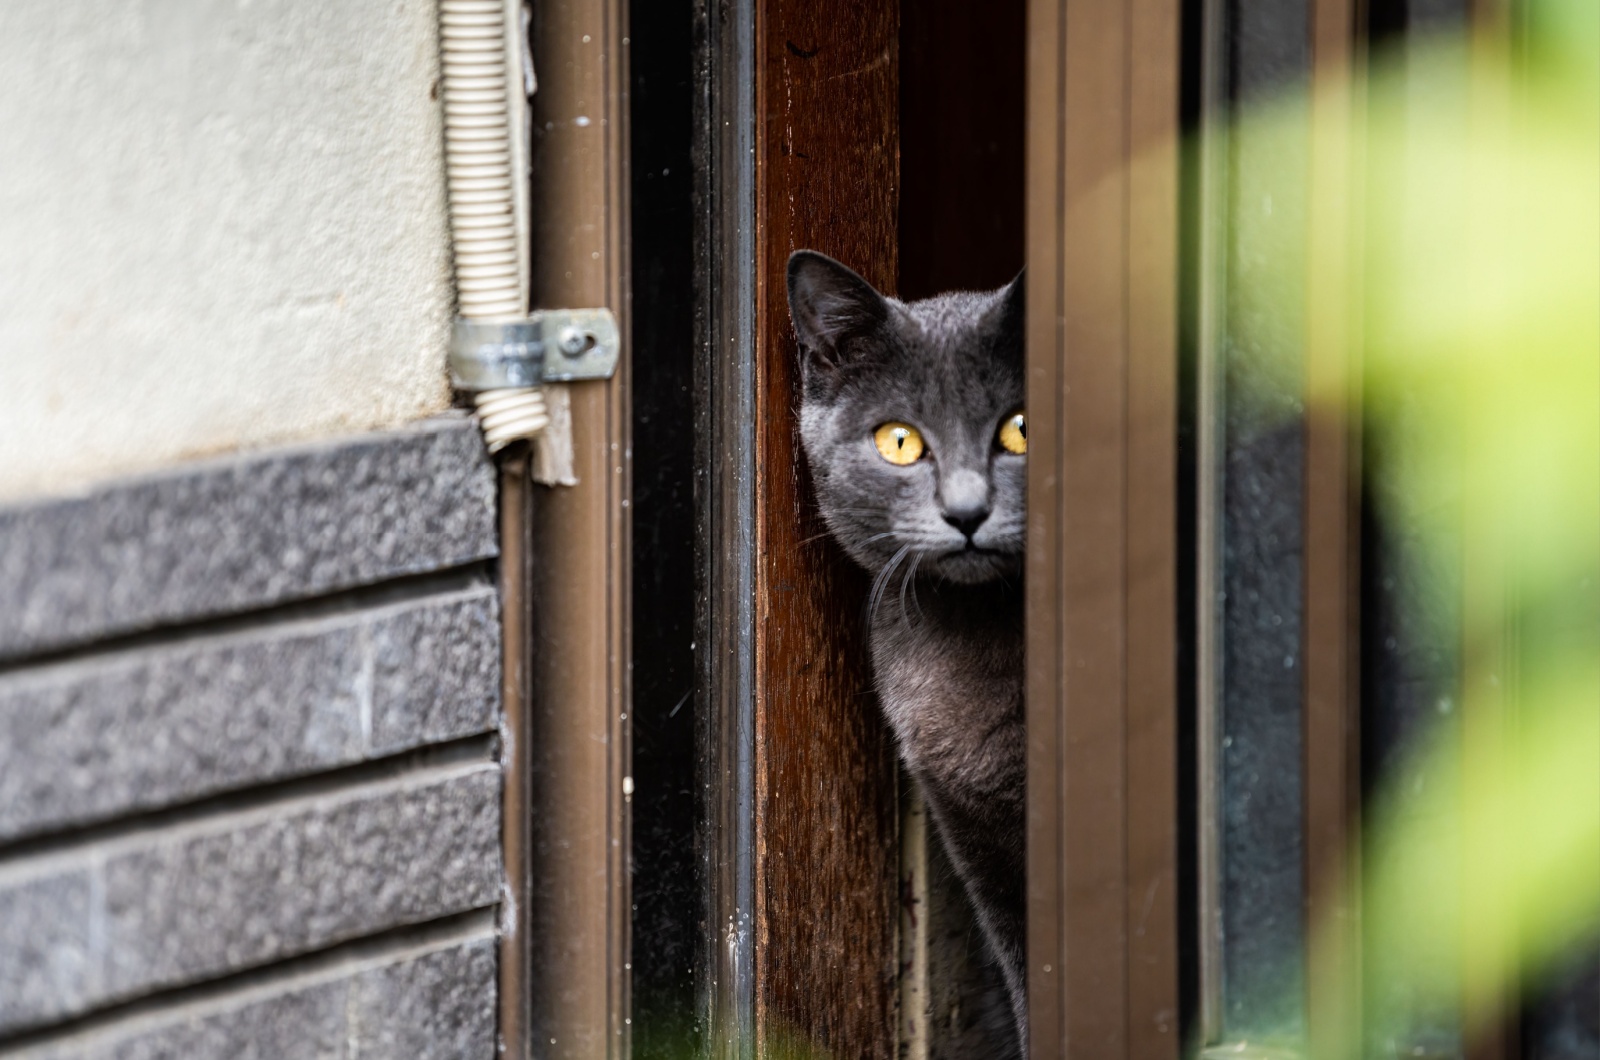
[751,3,901,1057]
[1025,0,1181,1055]
[700,1,902,1057]
[1127,0,1184,1052]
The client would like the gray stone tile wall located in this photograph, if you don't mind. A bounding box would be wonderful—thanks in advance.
[0,764,500,1034]
[0,584,500,842]
[0,417,505,1055]
[14,933,498,1060]
[0,415,496,661]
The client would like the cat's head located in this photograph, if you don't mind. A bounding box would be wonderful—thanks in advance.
[787,250,1025,587]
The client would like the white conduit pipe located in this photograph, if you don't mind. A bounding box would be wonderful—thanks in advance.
[440,0,546,452]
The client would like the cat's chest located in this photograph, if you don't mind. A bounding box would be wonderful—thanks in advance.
[867,586,1024,772]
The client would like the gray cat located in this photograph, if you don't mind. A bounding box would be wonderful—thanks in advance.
[786,251,1028,1056]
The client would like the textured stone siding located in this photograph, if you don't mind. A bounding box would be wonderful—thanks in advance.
[0,417,495,660]
[15,933,497,1060]
[0,415,504,1057]
[0,586,498,843]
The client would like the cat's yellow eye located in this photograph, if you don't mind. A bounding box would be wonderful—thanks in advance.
[998,411,1027,455]
[873,422,925,465]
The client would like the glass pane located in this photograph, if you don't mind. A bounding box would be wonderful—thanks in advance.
[1197,0,1314,1045]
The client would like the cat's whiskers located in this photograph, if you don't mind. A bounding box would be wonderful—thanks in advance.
[898,549,926,626]
[910,553,927,620]
[868,544,913,625]
[800,528,897,549]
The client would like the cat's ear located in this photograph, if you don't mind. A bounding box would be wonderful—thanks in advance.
[987,268,1026,357]
[786,250,890,373]
[997,268,1024,329]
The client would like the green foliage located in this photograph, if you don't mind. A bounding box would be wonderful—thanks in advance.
[1226,0,1598,1051]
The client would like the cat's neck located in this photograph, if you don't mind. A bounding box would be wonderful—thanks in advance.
[866,572,1024,769]
[867,572,1022,640]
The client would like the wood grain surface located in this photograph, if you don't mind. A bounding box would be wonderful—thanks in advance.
[753,2,901,1057]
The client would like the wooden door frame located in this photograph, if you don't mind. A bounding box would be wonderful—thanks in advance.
[697,2,901,1058]
[1025,0,1183,1056]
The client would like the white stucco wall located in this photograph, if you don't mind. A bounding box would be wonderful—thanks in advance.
[0,0,456,503]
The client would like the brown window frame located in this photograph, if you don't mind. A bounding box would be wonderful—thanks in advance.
[1189,0,1365,1051]
[1024,0,1184,1056]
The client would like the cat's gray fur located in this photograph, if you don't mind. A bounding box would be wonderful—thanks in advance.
[787,251,1027,1056]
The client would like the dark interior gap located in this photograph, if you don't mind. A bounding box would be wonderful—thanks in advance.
[628,0,700,1054]
[897,0,1026,302]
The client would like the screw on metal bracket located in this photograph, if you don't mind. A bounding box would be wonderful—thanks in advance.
[448,309,619,392]
[556,325,596,358]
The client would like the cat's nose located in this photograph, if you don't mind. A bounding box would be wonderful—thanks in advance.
[940,468,990,538]
[942,503,990,539]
